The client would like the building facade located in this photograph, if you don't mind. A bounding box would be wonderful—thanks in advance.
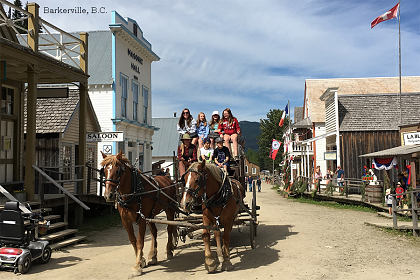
[88,11,160,172]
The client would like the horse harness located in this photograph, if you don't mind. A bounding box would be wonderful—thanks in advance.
[102,164,177,222]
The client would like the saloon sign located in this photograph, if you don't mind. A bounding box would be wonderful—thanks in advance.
[86,132,124,142]
[402,132,420,146]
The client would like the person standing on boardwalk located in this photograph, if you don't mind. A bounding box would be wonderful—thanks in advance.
[314,165,322,191]
[257,177,262,192]
[336,166,345,192]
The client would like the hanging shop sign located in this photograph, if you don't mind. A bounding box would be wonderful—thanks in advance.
[86,132,124,142]
[402,132,420,146]
[324,151,337,160]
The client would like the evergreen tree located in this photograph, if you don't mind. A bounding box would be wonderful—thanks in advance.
[257,109,290,172]
[12,0,26,33]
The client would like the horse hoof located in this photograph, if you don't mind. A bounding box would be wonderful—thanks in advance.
[205,257,219,273]
[148,257,158,266]
[221,260,233,271]
[140,257,147,268]
[167,251,174,260]
[129,267,142,278]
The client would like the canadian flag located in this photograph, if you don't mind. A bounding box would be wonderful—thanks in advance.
[269,139,281,160]
[278,104,288,127]
[371,2,399,29]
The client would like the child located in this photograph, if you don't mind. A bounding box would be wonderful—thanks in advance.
[212,137,231,173]
[385,188,393,215]
[209,111,222,148]
[200,138,214,163]
[177,133,197,176]
[196,112,209,149]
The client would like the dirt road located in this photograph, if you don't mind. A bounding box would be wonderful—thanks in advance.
[15,182,420,280]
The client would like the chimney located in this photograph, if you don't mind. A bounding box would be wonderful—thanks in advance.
[173,112,177,118]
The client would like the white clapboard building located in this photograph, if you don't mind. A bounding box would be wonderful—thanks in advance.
[87,11,160,172]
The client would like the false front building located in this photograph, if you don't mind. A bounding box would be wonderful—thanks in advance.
[88,11,160,171]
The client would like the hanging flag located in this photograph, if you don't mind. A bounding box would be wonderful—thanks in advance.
[371,2,399,28]
[269,139,281,160]
[279,104,288,127]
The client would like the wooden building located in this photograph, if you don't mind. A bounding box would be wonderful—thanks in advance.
[321,92,420,179]
[24,89,101,195]
[245,158,260,178]
[0,1,89,201]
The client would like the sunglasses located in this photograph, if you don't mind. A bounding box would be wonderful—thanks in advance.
[183,112,189,115]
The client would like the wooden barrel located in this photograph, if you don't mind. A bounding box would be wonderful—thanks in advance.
[366,184,383,203]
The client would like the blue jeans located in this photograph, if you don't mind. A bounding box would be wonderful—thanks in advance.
[248,184,252,191]
[257,184,261,192]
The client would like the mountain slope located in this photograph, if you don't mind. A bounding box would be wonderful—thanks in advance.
[239,121,260,151]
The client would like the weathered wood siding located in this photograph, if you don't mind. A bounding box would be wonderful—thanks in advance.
[325,97,336,134]
[340,131,401,180]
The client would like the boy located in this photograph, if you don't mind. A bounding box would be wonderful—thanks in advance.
[213,137,231,173]
[200,138,214,163]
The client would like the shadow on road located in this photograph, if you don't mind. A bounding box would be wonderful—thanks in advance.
[20,255,84,275]
[143,223,297,274]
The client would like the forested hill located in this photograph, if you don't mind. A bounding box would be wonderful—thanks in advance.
[239,121,260,151]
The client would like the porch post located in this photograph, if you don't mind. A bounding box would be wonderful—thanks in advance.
[78,32,88,194]
[25,65,38,201]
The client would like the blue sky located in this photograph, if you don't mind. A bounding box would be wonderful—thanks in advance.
[27,0,420,121]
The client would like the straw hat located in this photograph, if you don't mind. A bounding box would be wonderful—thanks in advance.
[181,134,192,140]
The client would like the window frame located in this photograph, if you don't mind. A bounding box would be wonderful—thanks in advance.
[142,86,149,124]
[120,73,128,118]
[132,80,139,121]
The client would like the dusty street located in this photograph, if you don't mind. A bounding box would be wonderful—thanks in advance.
[12,182,420,280]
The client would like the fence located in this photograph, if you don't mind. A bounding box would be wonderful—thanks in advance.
[390,189,420,237]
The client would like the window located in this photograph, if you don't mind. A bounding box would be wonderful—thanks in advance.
[133,23,138,37]
[120,74,128,118]
[142,86,149,123]
[132,81,139,121]
[252,167,257,175]
[245,165,248,174]
[62,145,72,180]
[1,87,14,115]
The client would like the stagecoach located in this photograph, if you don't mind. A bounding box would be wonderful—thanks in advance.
[97,138,259,275]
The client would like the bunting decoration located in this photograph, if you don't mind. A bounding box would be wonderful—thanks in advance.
[372,157,397,170]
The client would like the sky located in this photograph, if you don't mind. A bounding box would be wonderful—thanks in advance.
[16,0,420,121]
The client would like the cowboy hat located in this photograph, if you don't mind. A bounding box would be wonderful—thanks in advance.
[181,133,192,140]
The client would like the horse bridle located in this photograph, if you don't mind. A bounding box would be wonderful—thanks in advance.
[102,164,127,195]
[183,169,207,200]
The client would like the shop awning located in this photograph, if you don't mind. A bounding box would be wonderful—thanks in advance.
[359,144,420,158]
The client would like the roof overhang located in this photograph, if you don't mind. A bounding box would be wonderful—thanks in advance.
[359,144,420,158]
[0,38,88,83]
[301,131,336,144]
[293,117,312,129]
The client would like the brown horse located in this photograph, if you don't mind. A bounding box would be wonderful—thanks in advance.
[101,151,177,277]
[180,161,244,272]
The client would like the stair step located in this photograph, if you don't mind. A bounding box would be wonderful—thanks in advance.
[39,228,78,241]
[47,222,68,231]
[43,214,61,221]
[32,208,52,214]
[50,235,87,250]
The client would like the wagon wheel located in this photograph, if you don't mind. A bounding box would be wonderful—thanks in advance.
[252,179,258,237]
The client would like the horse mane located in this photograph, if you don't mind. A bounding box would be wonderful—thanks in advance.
[188,162,223,185]
[100,154,131,167]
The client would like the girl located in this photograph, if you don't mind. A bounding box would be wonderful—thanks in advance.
[196,112,209,149]
[200,138,214,163]
[220,108,240,159]
[209,110,221,148]
[177,108,198,145]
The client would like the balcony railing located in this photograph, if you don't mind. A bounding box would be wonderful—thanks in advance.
[0,0,86,71]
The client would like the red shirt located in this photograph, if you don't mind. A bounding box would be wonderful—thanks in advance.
[177,144,197,162]
[220,118,240,135]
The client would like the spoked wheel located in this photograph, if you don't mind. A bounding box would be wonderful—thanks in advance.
[39,245,52,264]
[18,254,31,274]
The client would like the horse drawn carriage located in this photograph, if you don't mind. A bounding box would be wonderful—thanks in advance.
[99,139,259,275]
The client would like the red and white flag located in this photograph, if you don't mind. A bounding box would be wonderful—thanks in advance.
[279,104,288,127]
[269,139,281,160]
[371,2,399,29]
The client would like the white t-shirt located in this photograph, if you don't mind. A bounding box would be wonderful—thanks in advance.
[200,147,214,161]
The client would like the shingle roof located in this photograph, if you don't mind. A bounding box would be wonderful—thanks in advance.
[24,90,80,134]
[305,76,420,123]
[293,117,312,128]
[294,107,304,123]
[152,118,180,157]
[338,93,420,131]
[360,144,420,158]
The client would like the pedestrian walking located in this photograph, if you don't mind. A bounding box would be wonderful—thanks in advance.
[248,176,253,192]
[257,177,262,192]
[336,166,345,192]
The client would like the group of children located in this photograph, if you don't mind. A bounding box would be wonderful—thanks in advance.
[177,108,241,175]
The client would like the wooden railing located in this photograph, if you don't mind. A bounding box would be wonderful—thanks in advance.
[390,189,420,237]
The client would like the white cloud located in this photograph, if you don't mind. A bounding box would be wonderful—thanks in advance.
[32,0,420,121]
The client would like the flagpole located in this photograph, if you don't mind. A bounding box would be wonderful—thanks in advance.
[288,100,292,183]
[398,1,402,125]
